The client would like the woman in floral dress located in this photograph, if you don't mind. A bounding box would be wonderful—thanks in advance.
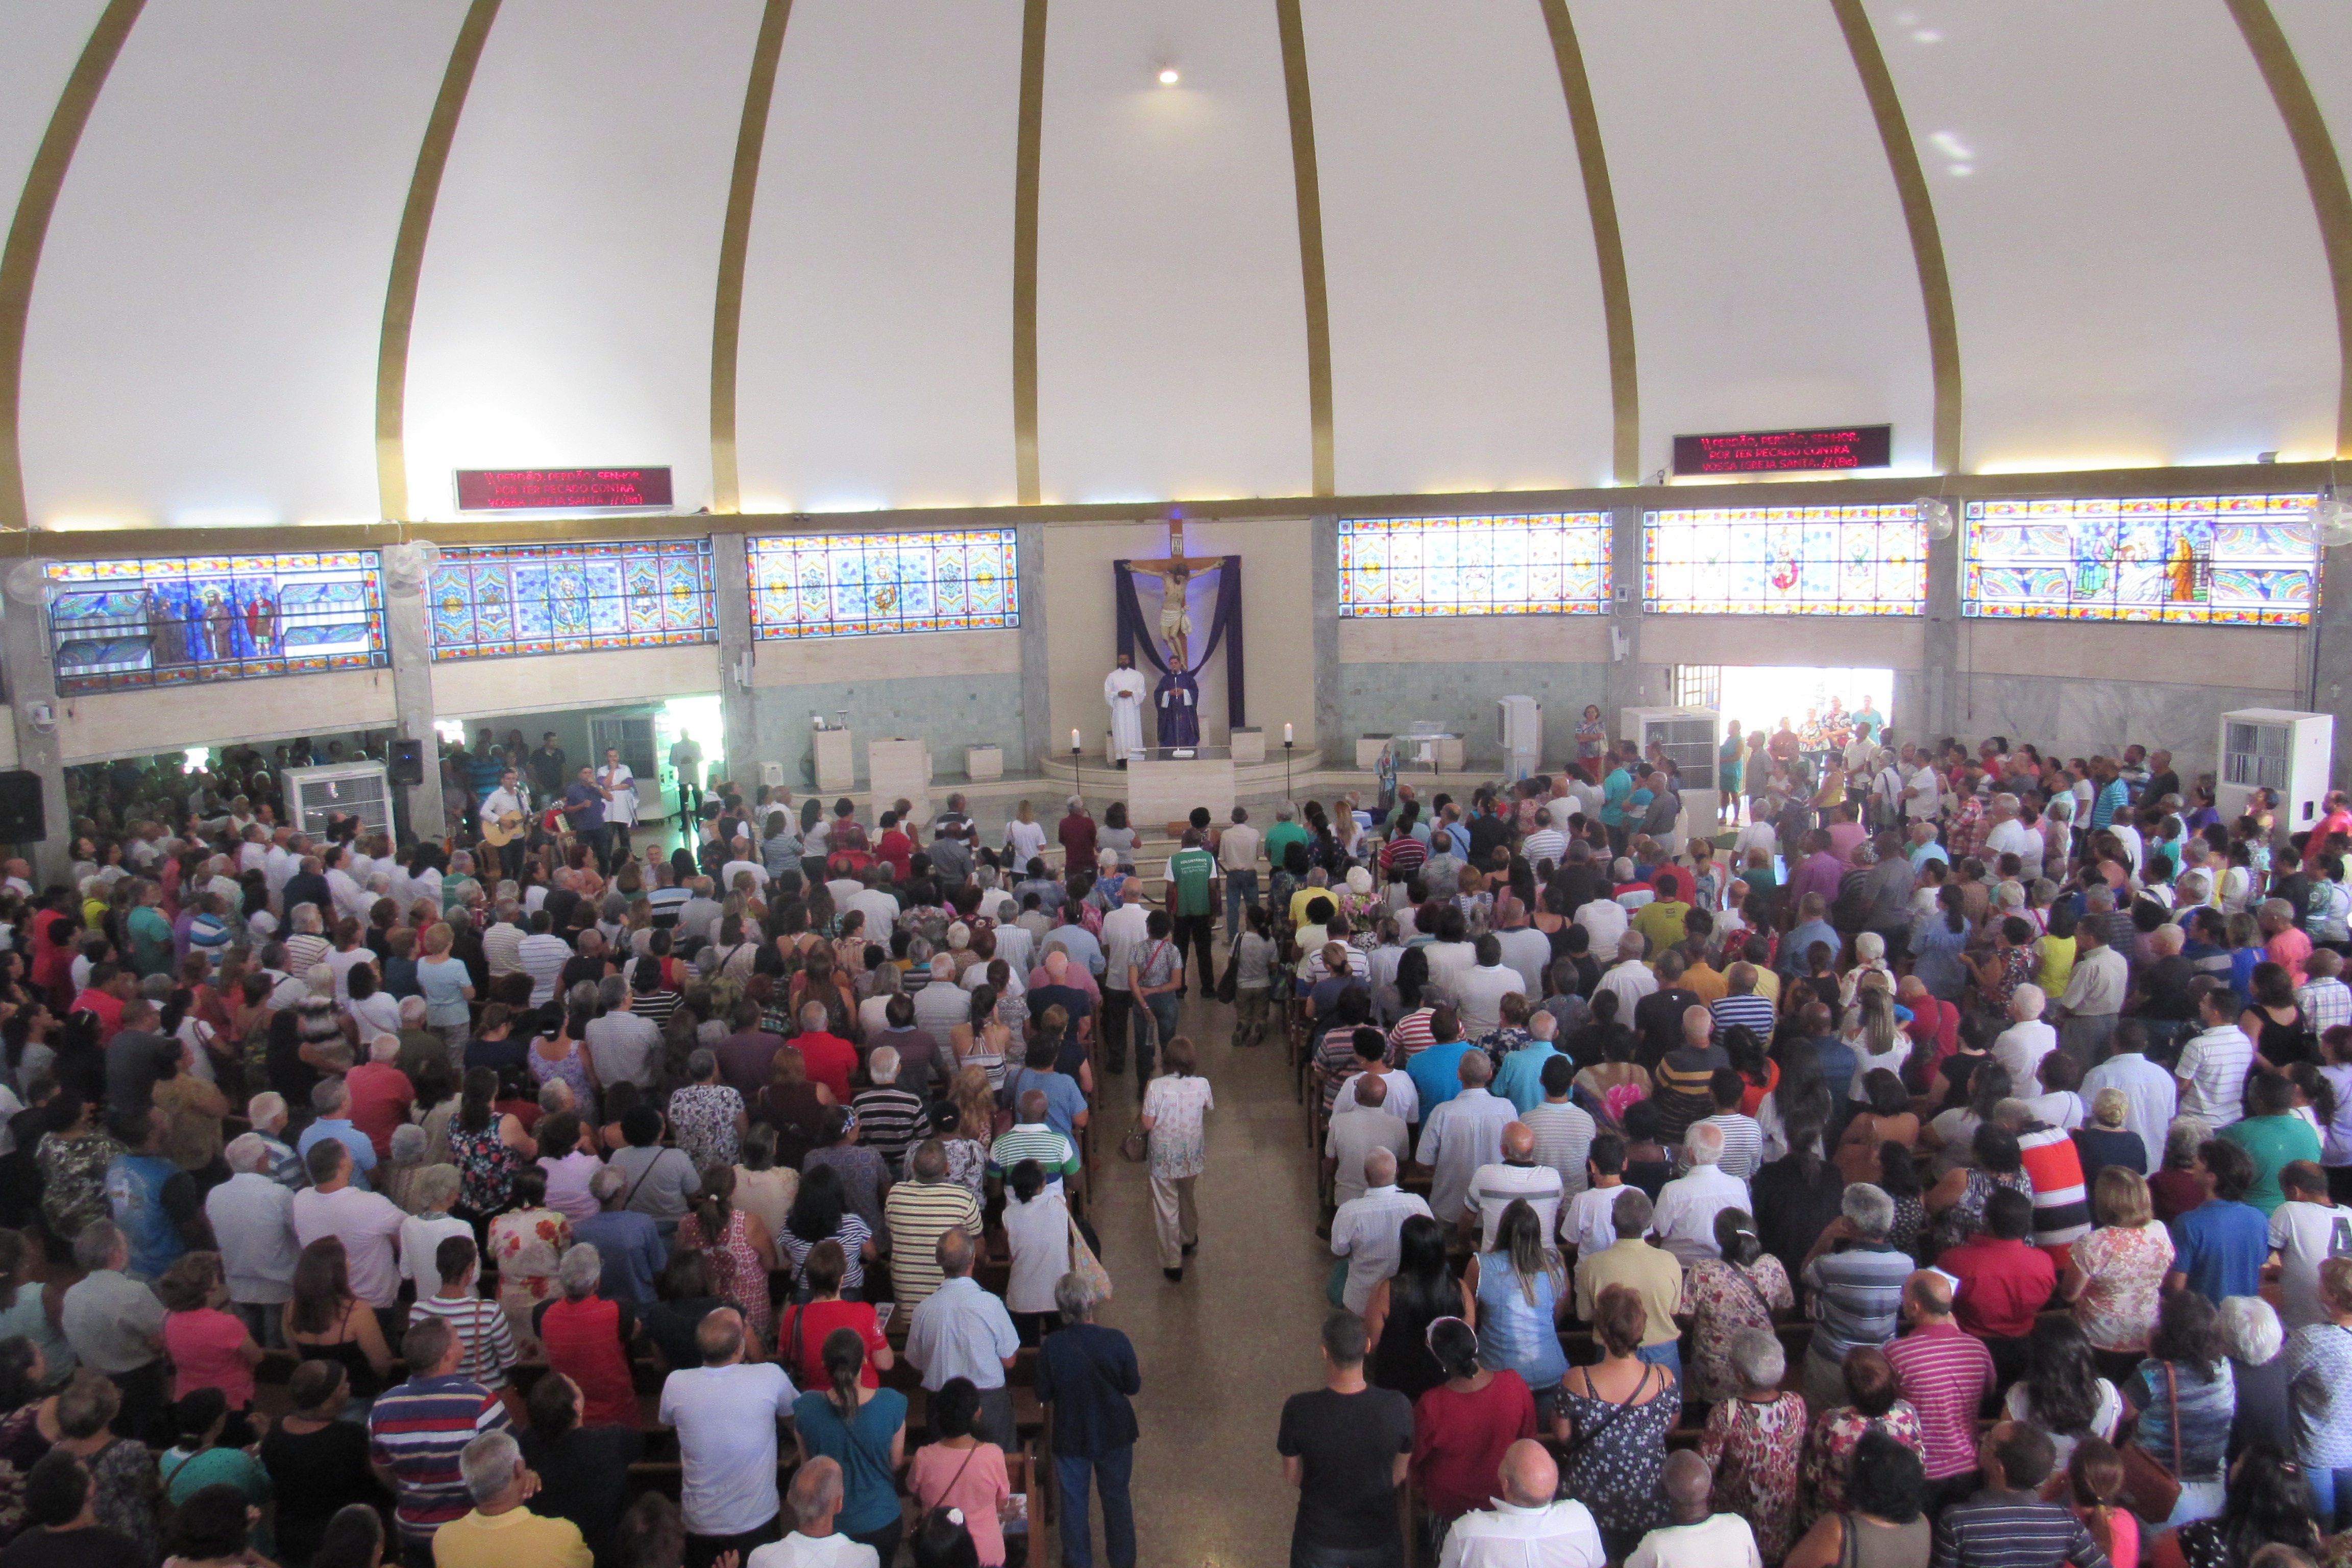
[33,1095,121,1243]
[2062,1166,2176,1380]
[446,1068,528,1225]
[487,1167,570,1357]
[1684,1210,1795,1404]
[1700,1328,1808,1564]
[1554,1285,1679,1560]
[1924,1122,2034,1258]
[669,1049,747,1169]
[1800,1345,1924,1529]
[677,1164,777,1346]
[1140,1036,1215,1276]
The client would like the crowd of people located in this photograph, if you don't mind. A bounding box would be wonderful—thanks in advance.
[0,754,1202,1568]
[1275,730,2352,1568]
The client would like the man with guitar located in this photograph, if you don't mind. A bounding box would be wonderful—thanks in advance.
[480,768,529,881]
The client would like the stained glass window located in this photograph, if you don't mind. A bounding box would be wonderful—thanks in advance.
[1963,494,2317,626]
[1644,505,1925,615]
[747,529,1019,640]
[1337,514,1610,617]
[426,540,717,661]
[46,553,386,695]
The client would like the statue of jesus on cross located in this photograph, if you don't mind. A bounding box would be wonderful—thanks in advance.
[1124,517,1223,672]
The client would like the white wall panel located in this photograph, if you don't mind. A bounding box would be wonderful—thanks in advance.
[1868,0,2337,472]
[734,0,1023,513]
[0,2,112,240]
[1034,0,1310,503]
[20,0,464,529]
[401,0,762,521]
[2273,0,2352,355]
[1571,0,1933,478]
[1302,1,1612,494]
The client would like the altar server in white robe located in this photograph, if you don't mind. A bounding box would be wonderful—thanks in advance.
[598,747,640,870]
[1105,653,1149,765]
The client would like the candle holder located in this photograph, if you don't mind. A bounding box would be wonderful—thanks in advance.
[1071,744,1082,801]
[1284,735,1295,802]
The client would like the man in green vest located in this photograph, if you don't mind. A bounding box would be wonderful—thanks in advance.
[1164,827,1221,1000]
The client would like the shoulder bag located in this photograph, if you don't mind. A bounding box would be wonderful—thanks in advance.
[2117,1361,2184,1523]
[1559,1361,1654,1462]
[1067,1209,1114,1302]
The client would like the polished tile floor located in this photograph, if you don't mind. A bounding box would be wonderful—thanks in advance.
[1079,984,1328,1567]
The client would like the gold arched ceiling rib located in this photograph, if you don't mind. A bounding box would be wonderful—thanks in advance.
[0,0,148,532]
[2226,0,2352,459]
[1830,0,1962,474]
[1012,0,1048,506]
[1536,0,1636,486]
[1275,0,1335,498]
[709,0,797,516]
[374,0,502,524]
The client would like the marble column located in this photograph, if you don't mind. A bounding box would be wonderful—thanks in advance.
[381,573,446,846]
[1602,505,1663,731]
[2308,535,2352,783]
[0,567,72,883]
[1913,509,1962,746]
[712,532,757,793]
[1311,513,1339,753]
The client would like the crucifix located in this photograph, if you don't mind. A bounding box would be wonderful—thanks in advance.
[1124,517,1224,671]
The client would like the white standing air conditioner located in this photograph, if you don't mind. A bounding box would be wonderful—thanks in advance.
[1619,705,1722,838]
[1496,695,1542,782]
[284,763,393,841]
[2218,708,2335,840]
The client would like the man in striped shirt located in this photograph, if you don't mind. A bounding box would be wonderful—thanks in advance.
[884,1139,985,1316]
[368,1315,509,1562]
[1932,1421,2112,1568]
[1708,963,1776,1047]
[1883,1272,1995,1509]
[1796,1184,1910,1411]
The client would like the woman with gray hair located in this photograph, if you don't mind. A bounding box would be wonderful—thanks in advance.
[2219,1293,2290,1460]
[1697,1326,1806,1562]
[533,1244,639,1431]
[1034,1272,1139,1568]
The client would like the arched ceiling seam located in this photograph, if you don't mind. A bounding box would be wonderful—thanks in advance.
[1829,0,1962,476]
[708,0,797,516]
[1275,0,1335,498]
[373,0,502,524]
[0,0,146,533]
[1537,0,1636,486]
[2227,0,2352,459]
[1011,0,1047,505]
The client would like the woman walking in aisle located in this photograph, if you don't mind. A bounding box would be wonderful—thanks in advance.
[1139,1035,1214,1283]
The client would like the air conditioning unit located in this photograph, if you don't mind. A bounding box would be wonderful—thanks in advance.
[284,763,393,841]
[1496,696,1542,783]
[2218,708,2334,840]
[1619,705,1722,837]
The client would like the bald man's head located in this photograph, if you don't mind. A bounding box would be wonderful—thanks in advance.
[1663,1450,1713,1523]
[1355,1072,1388,1109]
[1363,1147,1398,1188]
[1498,1439,1557,1509]
[1501,1122,1535,1164]
[1905,1269,1954,1321]
[1458,1051,1492,1088]
[1682,1004,1712,1047]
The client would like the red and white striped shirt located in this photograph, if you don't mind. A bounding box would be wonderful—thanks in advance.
[1883,1322,1994,1479]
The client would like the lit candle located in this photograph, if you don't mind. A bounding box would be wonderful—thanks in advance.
[1284,723,1294,744]
[1070,728,1081,751]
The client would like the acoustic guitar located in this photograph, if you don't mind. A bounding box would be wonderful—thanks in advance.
[480,809,526,847]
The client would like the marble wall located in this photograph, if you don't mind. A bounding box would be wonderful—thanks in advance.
[1337,658,1611,768]
[749,673,1031,788]
[1947,670,2298,783]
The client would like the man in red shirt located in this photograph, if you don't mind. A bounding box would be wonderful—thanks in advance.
[1939,1189,2054,1384]
[1883,1269,1996,1510]
[344,1035,418,1158]
[70,963,133,1043]
[874,811,916,883]
[791,1002,858,1103]
[1058,799,1097,878]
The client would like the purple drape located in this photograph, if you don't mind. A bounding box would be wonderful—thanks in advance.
[1112,554,1244,731]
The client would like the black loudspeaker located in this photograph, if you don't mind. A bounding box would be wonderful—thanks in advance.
[0,772,44,844]
[388,738,425,786]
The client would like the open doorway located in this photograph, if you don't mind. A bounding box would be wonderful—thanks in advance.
[1712,666,1894,750]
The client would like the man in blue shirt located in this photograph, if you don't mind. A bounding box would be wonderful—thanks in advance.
[1599,757,1633,853]
[562,766,610,871]
[1405,1006,1475,1117]
[296,1079,378,1192]
[2167,1136,2270,1303]
[1493,1011,1566,1114]
[1780,893,1840,979]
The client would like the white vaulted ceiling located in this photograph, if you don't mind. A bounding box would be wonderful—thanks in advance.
[1,0,2345,529]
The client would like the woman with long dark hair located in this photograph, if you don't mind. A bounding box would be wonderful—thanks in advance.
[2125,1289,2237,1526]
[284,1241,391,1418]
[1908,883,1973,1002]
[2002,1315,2120,1471]
[2154,1442,2320,1568]
[1756,1036,1830,1166]
[791,1328,909,1562]
[1466,1200,1569,1425]
[1365,1214,1474,1405]
[777,1161,875,1300]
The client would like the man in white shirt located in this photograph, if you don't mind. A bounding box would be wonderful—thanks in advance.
[1561,1137,1638,1257]
[584,976,662,1090]
[1325,1074,1410,1206]
[2056,919,2128,1064]
[1491,908,1553,1006]
[844,873,900,944]
[1991,985,2058,1093]
[322,844,374,925]
[1522,813,1567,872]
[1898,747,1941,824]
[205,1133,300,1342]
[1439,1440,1604,1568]
[2298,948,2352,1038]
[1331,1045,1420,1126]
[1522,1056,1596,1197]
[1648,1121,1749,1266]
[904,1231,1021,1448]
[478,770,530,882]
[658,1307,800,1563]
[263,828,301,906]
[514,913,572,1008]
[1330,1148,1431,1314]
[756,1458,878,1567]
[2269,1161,2348,1330]
[290,1138,405,1320]
[1981,794,2042,882]
[2082,1018,2178,1170]
[1454,935,1526,1039]
[1415,1052,1520,1226]
[1626,1450,1763,1568]
[1466,1122,1565,1252]
[2175,976,2255,1128]
[1099,898,1151,1075]
[716,838,769,894]
[1573,892,1629,966]
[1596,934,1659,1016]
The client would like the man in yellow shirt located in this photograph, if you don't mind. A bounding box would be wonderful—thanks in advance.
[431,1430,591,1568]
[1570,1188,1686,1380]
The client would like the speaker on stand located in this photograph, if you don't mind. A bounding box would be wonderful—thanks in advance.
[0,772,45,845]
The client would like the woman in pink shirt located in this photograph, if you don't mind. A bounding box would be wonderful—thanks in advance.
[907,1377,1013,1566]
[159,1251,263,1415]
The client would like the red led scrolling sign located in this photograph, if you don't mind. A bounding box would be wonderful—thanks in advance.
[453,467,675,511]
[1671,425,1893,477]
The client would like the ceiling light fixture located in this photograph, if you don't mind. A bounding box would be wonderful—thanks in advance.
[1157,66,1180,85]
